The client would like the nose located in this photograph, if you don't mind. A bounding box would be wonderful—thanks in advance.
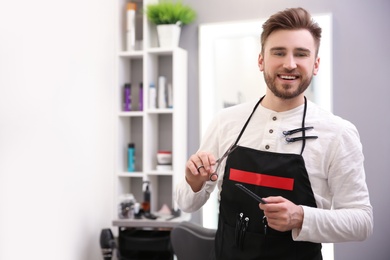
[283,54,297,70]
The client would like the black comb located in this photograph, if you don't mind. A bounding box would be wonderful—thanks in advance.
[235,183,267,204]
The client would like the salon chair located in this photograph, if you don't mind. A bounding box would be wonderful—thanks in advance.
[170,221,216,260]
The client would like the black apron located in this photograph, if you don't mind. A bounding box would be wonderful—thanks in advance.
[214,97,322,260]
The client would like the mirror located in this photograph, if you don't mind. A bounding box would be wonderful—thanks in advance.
[199,14,333,259]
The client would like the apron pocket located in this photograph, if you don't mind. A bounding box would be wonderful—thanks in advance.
[216,220,321,260]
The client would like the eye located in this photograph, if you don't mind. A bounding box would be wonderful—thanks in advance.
[272,51,285,56]
[295,52,309,57]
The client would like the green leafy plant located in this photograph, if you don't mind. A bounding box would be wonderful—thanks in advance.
[145,0,196,25]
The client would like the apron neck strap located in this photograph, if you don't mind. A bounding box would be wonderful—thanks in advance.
[300,96,308,155]
[232,96,264,147]
[232,96,308,155]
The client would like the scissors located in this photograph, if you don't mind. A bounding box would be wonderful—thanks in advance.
[209,143,238,181]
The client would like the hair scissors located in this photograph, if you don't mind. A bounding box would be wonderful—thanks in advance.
[209,143,238,181]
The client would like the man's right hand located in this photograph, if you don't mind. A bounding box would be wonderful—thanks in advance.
[185,151,217,192]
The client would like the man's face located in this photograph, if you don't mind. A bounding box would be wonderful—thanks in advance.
[258,29,320,99]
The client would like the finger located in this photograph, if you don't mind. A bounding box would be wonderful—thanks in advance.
[195,151,213,174]
[266,215,291,232]
[187,152,212,177]
[196,164,205,172]
[186,154,203,175]
[259,202,266,211]
[209,173,218,181]
[197,163,208,178]
[262,196,285,204]
[186,161,198,176]
[265,219,281,231]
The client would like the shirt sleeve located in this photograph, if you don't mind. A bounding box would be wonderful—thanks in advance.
[175,178,217,213]
[293,122,373,242]
[174,112,221,212]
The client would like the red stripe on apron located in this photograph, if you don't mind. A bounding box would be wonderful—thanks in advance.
[229,168,294,191]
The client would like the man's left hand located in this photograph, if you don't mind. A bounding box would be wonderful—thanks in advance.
[259,196,303,232]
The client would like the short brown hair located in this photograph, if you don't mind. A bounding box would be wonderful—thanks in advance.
[261,7,322,56]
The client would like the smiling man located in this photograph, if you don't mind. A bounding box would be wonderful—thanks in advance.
[176,7,373,260]
[260,30,319,101]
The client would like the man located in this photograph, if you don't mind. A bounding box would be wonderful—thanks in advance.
[176,7,373,259]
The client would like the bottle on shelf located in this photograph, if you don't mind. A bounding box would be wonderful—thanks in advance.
[158,76,167,108]
[126,2,137,51]
[127,143,135,172]
[157,150,172,171]
[139,82,143,111]
[142,181,151,213]
[149,83,156,109]
[124,83,131,111]
[167,83,173,108]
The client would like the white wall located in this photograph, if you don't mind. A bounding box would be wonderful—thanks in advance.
[0,1,115,259]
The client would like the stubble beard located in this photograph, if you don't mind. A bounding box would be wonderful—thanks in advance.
[263,70,313,100]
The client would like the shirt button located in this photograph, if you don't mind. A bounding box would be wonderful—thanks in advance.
[265,145,270,150]
[272,116,277,121]
[269,129,273,134]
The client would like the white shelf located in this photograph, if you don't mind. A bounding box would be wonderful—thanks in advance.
[147,47,182,54]
[118,111,144,117]
[146,108,173,114]
[119,51,144,57]
[113,0,188,226]
[118,172,144,178]
[146,170,174,176]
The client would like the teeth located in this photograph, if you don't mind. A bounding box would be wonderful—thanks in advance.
[280,75,297,80]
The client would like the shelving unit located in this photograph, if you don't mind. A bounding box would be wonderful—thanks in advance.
[113,0,188,227]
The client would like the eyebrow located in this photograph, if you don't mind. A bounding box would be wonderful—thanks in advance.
[295,47,311,54]
[270,47,311,54]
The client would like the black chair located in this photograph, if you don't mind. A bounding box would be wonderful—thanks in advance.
[170,221,216,260]
[119,228,173,260]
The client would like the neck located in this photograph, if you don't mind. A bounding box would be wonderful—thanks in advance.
[261,93,305,112]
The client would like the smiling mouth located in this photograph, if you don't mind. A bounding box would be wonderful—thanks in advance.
[278,74,299,80]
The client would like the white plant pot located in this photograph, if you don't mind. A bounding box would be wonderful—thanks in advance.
[157,24,181,48]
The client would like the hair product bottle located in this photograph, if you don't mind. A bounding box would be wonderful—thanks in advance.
[127,143,135,172]
[124,83,131,111]
[139,82,143,111]
[149,83,156,109]
[167,83,173,108]
[158,76,167,108]
[126,3,137,51]
[142,181,151,213]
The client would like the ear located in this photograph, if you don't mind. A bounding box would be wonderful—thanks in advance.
[258,53,264,71]
[313,56,320,75]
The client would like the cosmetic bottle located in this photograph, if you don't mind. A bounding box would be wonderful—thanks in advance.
[127,143,135,172]
[139,82,143,111]
[126,3,137,51]
[167,83,173,108]
[156,150,172,171]
[158,76,167,108]
[149,83,156,109]
[142,181,151,213]
[124,83,131,111]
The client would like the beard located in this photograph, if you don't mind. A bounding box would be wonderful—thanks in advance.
[263,69,313,99]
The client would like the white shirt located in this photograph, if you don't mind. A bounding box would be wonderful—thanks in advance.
[176,99,373,243]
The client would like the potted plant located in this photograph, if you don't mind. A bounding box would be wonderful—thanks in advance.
[145,0,196,48]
